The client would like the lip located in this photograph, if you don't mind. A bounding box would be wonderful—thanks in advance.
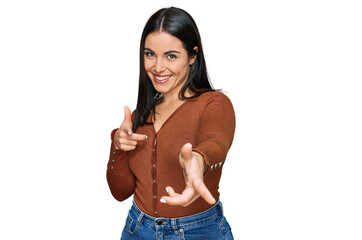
[154,74,172,83]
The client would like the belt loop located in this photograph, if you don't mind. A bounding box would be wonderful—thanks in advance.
[137,211,144,224]
[171,218,177,231]
[218,200,224,215]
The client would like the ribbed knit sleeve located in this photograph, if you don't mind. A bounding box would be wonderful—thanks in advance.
[192,92,236,176]
[106,128,136,201]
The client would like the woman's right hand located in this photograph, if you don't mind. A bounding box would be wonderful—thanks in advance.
[113,106,148,151]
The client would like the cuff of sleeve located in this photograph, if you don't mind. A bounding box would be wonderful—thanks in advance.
[108,139,127,174]
[193,144,224,176]
[110,128,122,154]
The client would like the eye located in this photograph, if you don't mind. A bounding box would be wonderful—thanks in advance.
[167,54,177,60]
[145,51,155,58]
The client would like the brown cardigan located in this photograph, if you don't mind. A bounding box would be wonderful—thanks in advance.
[106,91,236,218]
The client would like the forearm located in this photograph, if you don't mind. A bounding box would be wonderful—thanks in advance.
[106,129,136,201]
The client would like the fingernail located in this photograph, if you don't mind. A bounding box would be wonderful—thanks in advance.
[165,187,168,193]
[145,135,148,139]
[160,198,166,203]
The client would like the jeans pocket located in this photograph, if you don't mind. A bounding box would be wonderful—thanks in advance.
[125,212,140,235]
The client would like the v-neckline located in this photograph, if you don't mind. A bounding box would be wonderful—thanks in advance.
[152,99,189,134]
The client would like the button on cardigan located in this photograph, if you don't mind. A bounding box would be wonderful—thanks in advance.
[106,91,235,218]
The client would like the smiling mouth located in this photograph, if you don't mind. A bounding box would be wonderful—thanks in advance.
[154,74,172,83]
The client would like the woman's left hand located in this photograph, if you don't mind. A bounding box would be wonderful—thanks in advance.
[160,143,216,207]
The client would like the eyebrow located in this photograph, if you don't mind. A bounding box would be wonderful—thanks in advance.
[144,48,181,55]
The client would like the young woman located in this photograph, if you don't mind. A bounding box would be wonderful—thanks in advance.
[107,7,235,239]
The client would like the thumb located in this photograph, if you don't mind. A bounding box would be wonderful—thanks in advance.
[180,143,193,161]
[123,106,133,126]
[122,106,133,135]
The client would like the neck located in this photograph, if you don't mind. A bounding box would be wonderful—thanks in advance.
[162,88,192,105]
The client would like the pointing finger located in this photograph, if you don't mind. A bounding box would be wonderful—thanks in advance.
[192,178,216,205]
[129,133,148,141]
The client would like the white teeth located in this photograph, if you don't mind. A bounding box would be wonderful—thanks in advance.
[155,75,171,81]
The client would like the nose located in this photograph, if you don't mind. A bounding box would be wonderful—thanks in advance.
[154,58,165,73]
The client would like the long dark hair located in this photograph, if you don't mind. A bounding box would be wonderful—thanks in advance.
[133,7,214,132]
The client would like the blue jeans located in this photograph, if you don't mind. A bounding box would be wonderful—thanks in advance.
[121,200,234,240]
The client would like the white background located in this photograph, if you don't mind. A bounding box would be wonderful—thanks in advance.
[0,0,361,239]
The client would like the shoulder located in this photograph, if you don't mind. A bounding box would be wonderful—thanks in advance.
[187,91,234,117]
[193,91,235,123]
[196,91,233,107]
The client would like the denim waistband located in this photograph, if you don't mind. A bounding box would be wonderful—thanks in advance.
[130,200,224,229]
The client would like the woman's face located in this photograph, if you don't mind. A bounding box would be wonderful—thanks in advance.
[144,31,196,99]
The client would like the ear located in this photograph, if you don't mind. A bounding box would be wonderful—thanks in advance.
[189,46,198,65]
